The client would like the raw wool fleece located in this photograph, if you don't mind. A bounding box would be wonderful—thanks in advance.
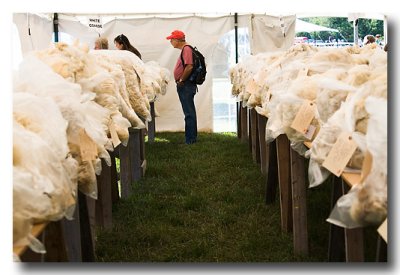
[142,61,171,102]
[333,97,387,227]
[35,42,132,143]
[13,93,78,247]
[14,55,111,199]
[89,50,145,129]
[91,49,151,121]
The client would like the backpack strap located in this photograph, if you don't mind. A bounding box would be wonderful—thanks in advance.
[180,45,193,66]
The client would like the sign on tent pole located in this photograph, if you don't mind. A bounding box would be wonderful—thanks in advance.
[87,16,103,34]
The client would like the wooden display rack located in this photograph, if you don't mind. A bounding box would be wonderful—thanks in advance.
[238,101,387,261]
[14,147,123,262]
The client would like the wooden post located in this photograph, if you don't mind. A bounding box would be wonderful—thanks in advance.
[250,109,260,164]
[342,180,364,262]
[140,127,146,177]
[85,196,96,252]
[240,104,248,143]
[345,227,364,262]
[42,222,68,262]
[129,128,142,182]
[237,102,242,139]
[109,150,120,203]
[59,204,82,262]
[119,141,132,199]
[265,139,278,204]
[276,134,293,233]
[78,191,95,262]
[375,236,387,262]
[290,147,309,255]
[328,176,346,261]
[257,114,267,175]
[148,102,156,143]
[95,158,113,230]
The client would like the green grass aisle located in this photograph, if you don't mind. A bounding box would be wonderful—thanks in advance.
[95,132,332,262]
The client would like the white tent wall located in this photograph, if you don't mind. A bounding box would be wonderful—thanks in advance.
[101,15,247,132]
[13,13,53,54]
[250,14,296,54]
[58,18,100,46]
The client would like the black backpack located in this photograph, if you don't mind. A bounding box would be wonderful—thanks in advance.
[180,45,207,85]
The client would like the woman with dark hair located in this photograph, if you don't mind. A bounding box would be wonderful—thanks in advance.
[114,34,142,59]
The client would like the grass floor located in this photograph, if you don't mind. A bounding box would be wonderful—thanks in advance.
[95,132,340,262]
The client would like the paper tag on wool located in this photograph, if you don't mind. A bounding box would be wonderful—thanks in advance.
[322,132,358,177]
[79,128,98,162]
[290,100,315,134]
[303,124,316,141]
[377,218,387,243]
[109,122,121,148]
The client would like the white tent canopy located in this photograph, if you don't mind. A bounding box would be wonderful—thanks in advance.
[295,19,338,33]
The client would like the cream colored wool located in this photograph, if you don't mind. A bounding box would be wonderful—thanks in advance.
[36,43,133,143]
[350,97,387,225]
[93,50,151,121]
[90,51,145,129]
[143,61,171,101]
[14,55,112,198]
[13,120,77,245]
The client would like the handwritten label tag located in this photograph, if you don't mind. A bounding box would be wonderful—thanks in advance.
[322,132,358,177]
[303,124,316,141]
[290,100,315,134]
[79,128,98,162]
[109,121,121,148]
[377,218,387,243]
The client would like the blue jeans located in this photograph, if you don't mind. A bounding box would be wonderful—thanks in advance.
[177,81,197,144]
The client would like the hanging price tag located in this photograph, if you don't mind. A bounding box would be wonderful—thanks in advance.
[290,100,316,134]
[109,121,121,148]
[79,128,98,162]
[322,132,358,177]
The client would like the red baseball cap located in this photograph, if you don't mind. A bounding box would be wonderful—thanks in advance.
[166,30,185,40]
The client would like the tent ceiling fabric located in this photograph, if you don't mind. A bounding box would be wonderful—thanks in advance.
[250,14,296,54]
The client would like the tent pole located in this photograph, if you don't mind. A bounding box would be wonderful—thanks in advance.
[234,13,238,64]
[383,15,387,45]
[53,13,59,42]
[353,18,359,46]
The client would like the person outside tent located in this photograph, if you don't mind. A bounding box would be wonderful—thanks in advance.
[166,30,197,145]
[363,34,376,45]
[114,34,142,59]
[94,37,109,50]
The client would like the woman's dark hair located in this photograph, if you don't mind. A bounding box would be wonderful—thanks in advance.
[114,34,142,59]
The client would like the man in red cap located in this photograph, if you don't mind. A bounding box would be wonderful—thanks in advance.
[166,30,197,144]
